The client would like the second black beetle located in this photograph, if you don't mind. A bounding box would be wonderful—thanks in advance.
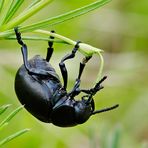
[14,28,118,127]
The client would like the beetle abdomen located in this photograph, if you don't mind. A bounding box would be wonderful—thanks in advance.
[15,55,62,122]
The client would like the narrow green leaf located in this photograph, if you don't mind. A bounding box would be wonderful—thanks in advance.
[0,0,14,26]
[20,0,111,32]
[1,0,54,31]
[4,0,24,24]
[0,104,11,115]
[0,122,9,131]
[0,0,4,13]
[0,128,30,146]
[6,0,40,26]
[26,0,41,9]
[0,105,24,127]
[110,127,121,148]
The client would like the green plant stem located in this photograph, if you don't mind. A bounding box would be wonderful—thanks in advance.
[96,52,104,84]
[35,29,102,54]
[35,29,76,44]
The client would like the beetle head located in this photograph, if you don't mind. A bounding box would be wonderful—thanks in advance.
[51,96,93,127]
[74,98,93,124]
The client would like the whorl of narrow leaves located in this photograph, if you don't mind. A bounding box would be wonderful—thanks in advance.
[0,0,111,37]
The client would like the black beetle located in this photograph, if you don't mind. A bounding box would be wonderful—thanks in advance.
[14,28,119,127]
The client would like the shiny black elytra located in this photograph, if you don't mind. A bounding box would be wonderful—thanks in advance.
[14,28,119,127]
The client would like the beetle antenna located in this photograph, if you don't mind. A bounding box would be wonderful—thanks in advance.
[91,104,119,115]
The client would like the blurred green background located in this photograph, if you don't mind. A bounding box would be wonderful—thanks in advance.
[0,0,148,147]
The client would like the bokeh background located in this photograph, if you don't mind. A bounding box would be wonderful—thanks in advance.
[0,0,148,147]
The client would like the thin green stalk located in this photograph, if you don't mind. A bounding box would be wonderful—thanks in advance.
[34,29,102,54]
[0,0,54,31]
[35,29,76,45]
[95,52,104,84]
[0,129,30,146]
[4,0,24,24]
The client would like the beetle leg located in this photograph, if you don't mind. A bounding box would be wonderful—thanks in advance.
[75,56,92,87]
[14,27,31,71]
[81,76,107,96]
[78,76,107,107]
[46,30,55,62]
[59,41,81,90]
[78,56,92,80]
[67,56,92,97]
[14,27,50,76]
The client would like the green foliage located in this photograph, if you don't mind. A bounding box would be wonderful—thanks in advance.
[0,0,110,37]
[0,128,30,146]
[0,105,29,147]
[0,104,11,115]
